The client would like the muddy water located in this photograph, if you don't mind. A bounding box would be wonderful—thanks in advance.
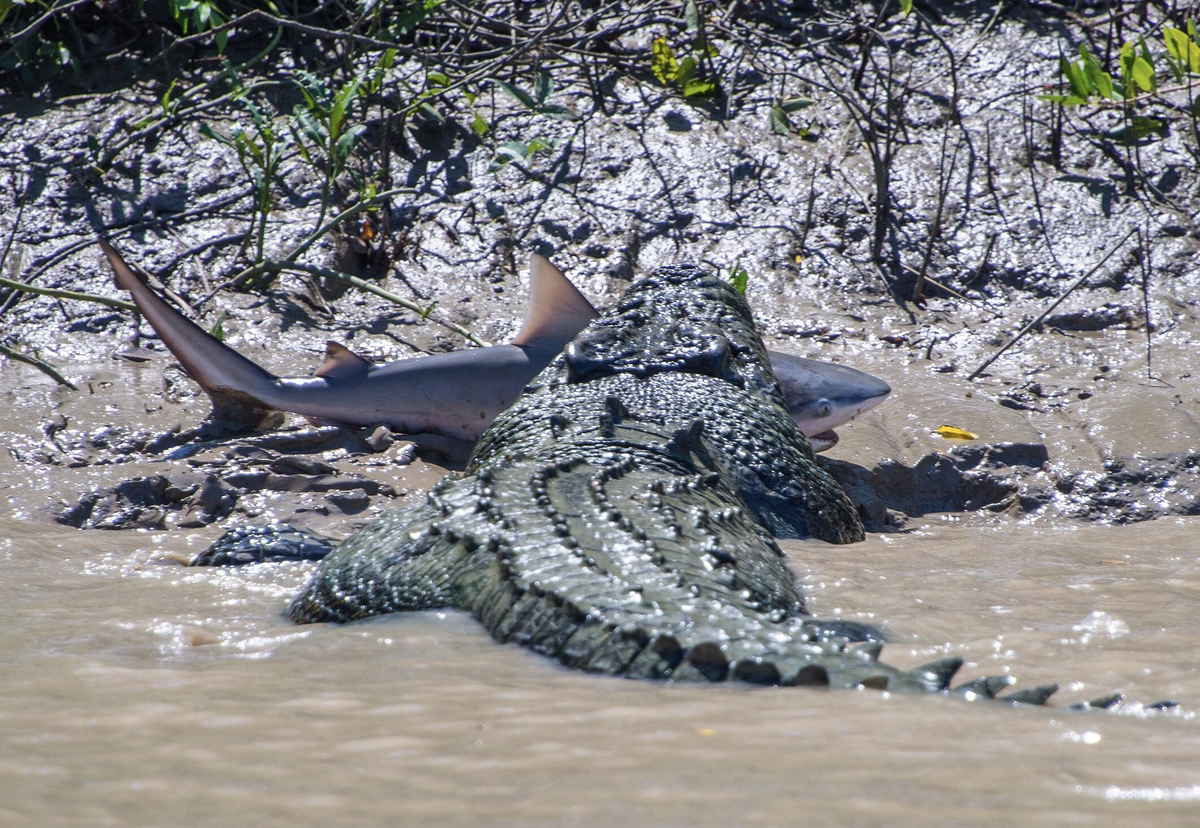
[2,361,1200,827]
[1,510,1198,825]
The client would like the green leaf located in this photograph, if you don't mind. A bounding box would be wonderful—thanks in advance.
[1163,25,1200,73]
[419,101,444,123]
[291,106,326,147]
[780,97,813,113]
[682,78,716,97]
[428,71,450,88]
[160,78,179,116]
[486,77,537,110]
[651,38,679,84]
[899,0,913,18]
[210,310,228,342]
[464,90,477,106]
[214,27,227,55]
[684,0,700,30]
[1131,56,1155,92]
[199,122,233,147]
[489,140,529,172]
[728,262,748,293]
[769,106,791,134]
[676,55,697,88]
[1119,41,1136,94]
[330,78,362,141]
[1139,36,1155,68]
[1060,55,1091,100]
[471,113,488,137]
[539,104,578,121]
[1080,45,1113,100]
[526,138,551,154]
[334,124,367,165]
[535,70,554,105]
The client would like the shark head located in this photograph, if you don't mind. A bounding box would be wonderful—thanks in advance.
[768,352,892,452]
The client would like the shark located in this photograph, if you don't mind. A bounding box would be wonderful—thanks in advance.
[99,239,890,452]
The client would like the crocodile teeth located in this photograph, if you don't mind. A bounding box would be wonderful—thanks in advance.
[1001,683,1060,705]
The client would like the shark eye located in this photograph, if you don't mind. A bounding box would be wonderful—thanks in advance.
[818,400,832,418]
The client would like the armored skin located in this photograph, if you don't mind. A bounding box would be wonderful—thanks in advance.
[286,264,968,690]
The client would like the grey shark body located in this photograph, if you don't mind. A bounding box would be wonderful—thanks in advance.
[100,239,889,450]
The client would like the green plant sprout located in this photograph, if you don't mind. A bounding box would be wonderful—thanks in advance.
[650,0,719,98]
[168,0,229,54]
[290,70,371,228]
[486,70,578,120]
[200,92,293,279]
[727,260,749,293]
[769,97,815,136]
[1042,24,1200,143]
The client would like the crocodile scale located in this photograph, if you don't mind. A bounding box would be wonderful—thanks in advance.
[286,264,956,690]
[282,264,1137,704]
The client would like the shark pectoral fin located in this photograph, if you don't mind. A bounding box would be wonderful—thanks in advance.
[510,253,599,348]
[315,341,373,380]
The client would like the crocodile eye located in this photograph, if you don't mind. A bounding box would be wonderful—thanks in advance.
[818,400,832,418]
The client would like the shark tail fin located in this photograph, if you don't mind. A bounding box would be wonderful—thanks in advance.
[100,238,283,430]
[510,253,599,348]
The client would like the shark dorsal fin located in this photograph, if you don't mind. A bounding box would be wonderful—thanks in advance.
[315,341,372,380]
[510,253,599,348]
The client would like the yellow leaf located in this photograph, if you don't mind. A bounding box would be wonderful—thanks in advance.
[651,38,679,85]
[935,425,978,441]
[794,254,803,264]
[695,728,715,737]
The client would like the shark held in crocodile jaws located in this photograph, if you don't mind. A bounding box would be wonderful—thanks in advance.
[99,239,889,452]
[285,263,1146,704]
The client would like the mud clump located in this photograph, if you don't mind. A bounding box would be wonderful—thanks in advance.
[53,429,410,530]
[1040,451,1200,524]
[822,442,1049,531]
[1040,304,1135,332]
[823,444,1200,531]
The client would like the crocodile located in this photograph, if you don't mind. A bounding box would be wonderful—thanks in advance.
[280,262,1123,703]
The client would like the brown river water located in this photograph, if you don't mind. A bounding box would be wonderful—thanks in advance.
[2,361,1199,828]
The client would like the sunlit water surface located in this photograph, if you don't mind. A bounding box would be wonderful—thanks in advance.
[2,514,1198,827]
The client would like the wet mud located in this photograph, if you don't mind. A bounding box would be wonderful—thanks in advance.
[2,2,1200,825]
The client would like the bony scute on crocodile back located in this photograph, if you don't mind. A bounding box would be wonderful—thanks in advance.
[205,263,1174,710]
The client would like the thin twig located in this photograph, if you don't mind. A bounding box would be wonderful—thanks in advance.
[0,274,136,312]
[0,342,78,389]
[207,187,415,300]
[966,232,998,288]
[967,227,1137,380]
[264,261,490,347]
[1138,226,1154,381]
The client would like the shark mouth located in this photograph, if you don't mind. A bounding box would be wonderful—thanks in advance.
[809,430,839,452]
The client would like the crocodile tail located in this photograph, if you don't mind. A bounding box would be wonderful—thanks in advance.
[287,496,458,623]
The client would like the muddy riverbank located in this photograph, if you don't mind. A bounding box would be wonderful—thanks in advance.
[2,2,1199,825]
